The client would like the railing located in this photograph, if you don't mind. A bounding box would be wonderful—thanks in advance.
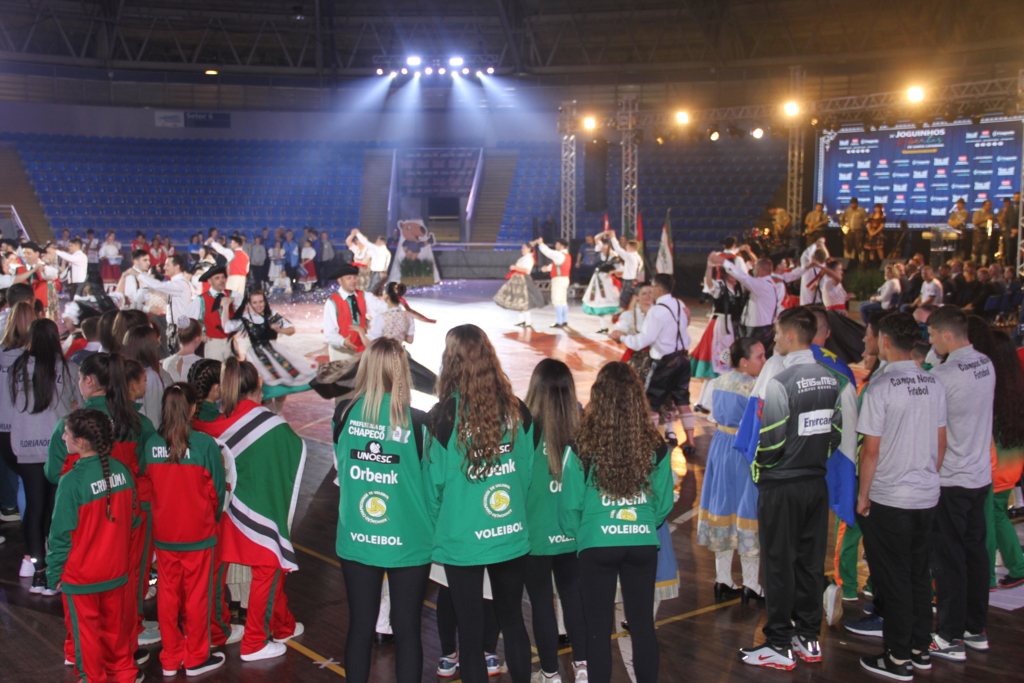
[0,205,31,241]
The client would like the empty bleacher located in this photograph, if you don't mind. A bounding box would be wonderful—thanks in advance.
[497,139,787,252]
[2,132,369,245]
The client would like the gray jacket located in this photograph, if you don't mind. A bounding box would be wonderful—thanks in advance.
[9,356,78,464]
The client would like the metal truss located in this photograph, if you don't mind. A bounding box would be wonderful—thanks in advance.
[786,67,805,225]
[558,99,577,240]
[620,96,639,238]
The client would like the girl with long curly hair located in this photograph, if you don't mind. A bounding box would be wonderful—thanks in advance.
[424,324,534,683]
[560,361,674,683]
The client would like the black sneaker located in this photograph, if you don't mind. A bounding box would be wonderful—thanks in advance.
[860,652,912,681]
[910,650,930,670]
[0,506,20,522]
[186,653,226,677]
[134,649,150,666]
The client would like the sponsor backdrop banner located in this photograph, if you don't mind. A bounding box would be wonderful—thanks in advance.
[816,119,1023,227]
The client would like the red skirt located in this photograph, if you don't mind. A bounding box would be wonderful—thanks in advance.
[101,262,121,285]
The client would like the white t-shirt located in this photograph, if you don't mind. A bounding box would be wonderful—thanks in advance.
[857,360,946,509]
[877,279,901,309]
[919,278,943,305]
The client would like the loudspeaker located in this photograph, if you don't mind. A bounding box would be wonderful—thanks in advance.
[583,137,608,212]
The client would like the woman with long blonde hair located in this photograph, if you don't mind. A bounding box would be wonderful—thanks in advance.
[333,338,432,683]
[424,324,534,683]
[560,361,674,683]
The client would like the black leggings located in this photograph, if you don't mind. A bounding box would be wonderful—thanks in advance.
[436,585,499,656]
[16,462,56,570]
[525,553,588,670]
[339,559,430,683]
[578,545,659,683]
[445,556,532,683]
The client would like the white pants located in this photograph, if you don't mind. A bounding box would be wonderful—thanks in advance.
[226,274,247,295]
[550,276,570,306]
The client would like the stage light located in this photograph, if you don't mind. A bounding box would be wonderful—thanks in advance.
[462,67,470,74]
[449,57,464,67]
[205,70,218,75]
[487,67,494,74]
[708,125,720,141]
[784,101,800,116]
[476,71,483,77]
[390,71,397,77]
[439,67,446,75]
[751,127,764,139]
[414,71,421,77]
[907,86,924,102]
[407,56,421,67]
[676,111,689,124]
[376,68,384,75]
[425,67,433,75]
[401,67,408,75]
[655,133,666,145]
[583,116,596,130]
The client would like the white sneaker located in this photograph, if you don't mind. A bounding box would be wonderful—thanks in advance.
[272,621,304,643]
[64,659,74,666]
[162,668,179,677]
[226,624,245,645]
[531,670,562,683]
[139,623,161,645]
[739,644,796,670]
[823,583,843,626]
[240,642,287,662]
[572,662,588,682]
[19,558,35,578]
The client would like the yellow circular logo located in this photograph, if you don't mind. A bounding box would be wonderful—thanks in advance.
[483,484,513,518]
[359,491,390,524]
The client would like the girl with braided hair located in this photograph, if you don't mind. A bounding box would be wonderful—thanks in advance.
[9,318,77,596]
[46,407,140,683]
[46,352,158,666]
[141,383,229,677]
[199,358,306,661]
[188,359,224,427]
[560,361,674,683]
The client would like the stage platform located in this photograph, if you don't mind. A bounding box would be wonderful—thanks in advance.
[2,280,1023,683]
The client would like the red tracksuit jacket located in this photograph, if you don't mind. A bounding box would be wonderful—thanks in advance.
[46,456,138,593]
[141,430,227,550]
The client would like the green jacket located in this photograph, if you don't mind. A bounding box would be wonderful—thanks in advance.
[334,396,434,567]
[526,430,576,556]
[559,443,673,553]
[423,396,535,566]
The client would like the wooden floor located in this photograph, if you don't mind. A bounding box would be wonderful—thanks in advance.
[2,280,1023,682]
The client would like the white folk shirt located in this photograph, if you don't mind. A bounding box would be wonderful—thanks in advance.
[536,243,568,270]
[513,254,534,272]
[323,288,387,349]
[609,236,642,280]
[56,249,89,284]
[615,305,648,335]
[367,306,416,342]
[355,233,392,272]
[621,293,690,360]
[821,277,847,309]
[919,278,943,305]
[876,279,901,309]
[121,268,150,310]
[137,272,193,324]
[99,242,121,264]
[723,260,778,328]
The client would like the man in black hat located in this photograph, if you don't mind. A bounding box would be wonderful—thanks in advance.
[323,263,386,361]
[184,264,235,362]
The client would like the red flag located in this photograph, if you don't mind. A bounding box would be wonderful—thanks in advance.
[636,211,643,242]
[603,213,610,233]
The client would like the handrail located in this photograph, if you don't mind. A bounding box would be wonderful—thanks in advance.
[0,205,32,241]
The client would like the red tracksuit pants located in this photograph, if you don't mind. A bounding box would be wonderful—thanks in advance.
[155,547,214,671]
[63,511,150,664]
[209,542,233,647]
[241,566,297,655]
[63,586,138,683]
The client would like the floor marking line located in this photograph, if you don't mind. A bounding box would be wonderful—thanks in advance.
[286,639,347,677]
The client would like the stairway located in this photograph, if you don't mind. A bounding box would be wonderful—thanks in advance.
[471,150,519,244]
[359,150,394,240]
[0,147,51,243]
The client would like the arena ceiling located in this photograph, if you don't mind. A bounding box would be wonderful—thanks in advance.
[0,1,1022,108]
